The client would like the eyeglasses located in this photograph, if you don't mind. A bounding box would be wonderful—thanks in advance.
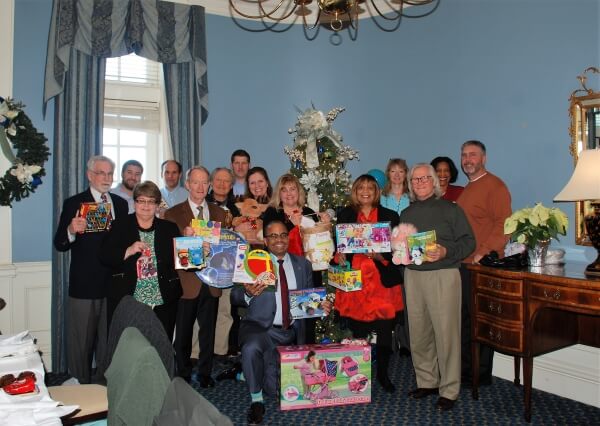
[265,232,289,240]
[90,170,113,178]
[135,199,158,206]
[410,175,433,184]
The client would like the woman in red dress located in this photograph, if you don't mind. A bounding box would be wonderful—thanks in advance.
[334,174,403,393]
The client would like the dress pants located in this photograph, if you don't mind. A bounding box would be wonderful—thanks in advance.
[67,297,106,384]
[239,323,296,395]
[404,268,462,400]
[174,284,219,378]
[214,288,233,355]
[460,265,494,382]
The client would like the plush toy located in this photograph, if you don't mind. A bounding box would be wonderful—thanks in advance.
[232,198,268,243]
[391,223,417,265]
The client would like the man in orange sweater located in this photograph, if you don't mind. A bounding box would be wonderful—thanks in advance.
[456,140,512,387]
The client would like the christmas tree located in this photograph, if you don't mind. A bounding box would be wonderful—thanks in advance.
[285,106,359,343]
[285,106,359,213]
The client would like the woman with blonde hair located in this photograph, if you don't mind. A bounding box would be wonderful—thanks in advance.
[263,173,320,257]
[381,158,410,215]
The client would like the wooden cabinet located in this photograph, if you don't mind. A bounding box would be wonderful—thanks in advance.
[468,263,600,422]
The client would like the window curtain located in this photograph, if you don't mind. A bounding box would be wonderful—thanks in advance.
[44,0,209,373]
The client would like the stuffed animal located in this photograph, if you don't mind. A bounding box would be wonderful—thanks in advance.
[232,198,268,243]
[391,223,417,265]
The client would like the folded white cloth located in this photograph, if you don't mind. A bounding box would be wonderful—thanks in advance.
[0,404,78,426]
[0,331,38,358]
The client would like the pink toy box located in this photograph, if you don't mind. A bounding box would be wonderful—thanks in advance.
[277,343,371,410]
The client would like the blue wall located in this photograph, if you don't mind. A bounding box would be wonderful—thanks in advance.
[12,0,599,262]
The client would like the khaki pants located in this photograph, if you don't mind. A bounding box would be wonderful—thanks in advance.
[404,268,461,400]
[213,288,233,355]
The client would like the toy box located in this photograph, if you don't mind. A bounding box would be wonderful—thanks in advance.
[173,237,205,270]
[335,222,392,253]
[407,230,437,265]
[278,343,371,410]
[289,287,327,320]
[327,265,362,292]
[78,202,112,232]
[196,229,246,288]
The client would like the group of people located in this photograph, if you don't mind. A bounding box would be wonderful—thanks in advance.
[54,141,512,425]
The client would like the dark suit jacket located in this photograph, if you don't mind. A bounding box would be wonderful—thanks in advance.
[164,200,228,299]
[99,213,183,306]
[54,189,129,299]
[336,205,403,286]
[231,253,314,345]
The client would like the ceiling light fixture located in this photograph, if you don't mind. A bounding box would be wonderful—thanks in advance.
[228,0,440,43]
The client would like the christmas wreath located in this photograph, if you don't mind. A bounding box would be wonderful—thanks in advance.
[0,97,50,207]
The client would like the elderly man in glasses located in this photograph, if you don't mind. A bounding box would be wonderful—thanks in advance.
[54,155,129,384]
[400,163,475,412]
[221,220,330,425]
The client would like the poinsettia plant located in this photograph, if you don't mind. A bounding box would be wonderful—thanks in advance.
[504,203,569,247]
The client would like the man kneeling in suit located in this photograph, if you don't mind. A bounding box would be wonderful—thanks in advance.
[223,220,330,425]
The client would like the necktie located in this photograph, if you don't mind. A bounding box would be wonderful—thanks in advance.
[197,205,204,220]
[101,193,114,221]
[277,259,291,330]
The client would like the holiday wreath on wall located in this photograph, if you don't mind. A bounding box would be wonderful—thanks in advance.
[0,96,50,207]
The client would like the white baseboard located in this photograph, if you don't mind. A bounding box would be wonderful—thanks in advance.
[493,346,600,407]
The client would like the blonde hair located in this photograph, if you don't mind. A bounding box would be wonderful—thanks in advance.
[269,173,306,209]
[382,158,408,196]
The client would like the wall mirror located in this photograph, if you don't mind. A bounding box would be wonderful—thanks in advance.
[569,67,600,245]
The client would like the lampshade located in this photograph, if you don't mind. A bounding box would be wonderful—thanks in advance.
[554,148,600,201]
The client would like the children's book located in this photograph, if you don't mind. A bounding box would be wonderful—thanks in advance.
[335,222,391,253]
[196,230,246,288]
[289,287,327,320]
[406,230,437,265]
[173,236,205,270]
[190,219,221,244]
[78,202,112,232]
[233,245,276,287]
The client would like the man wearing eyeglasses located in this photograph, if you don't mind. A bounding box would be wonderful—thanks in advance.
[400,163,475,411]
[54,155,129,384]
[164,165,229,388]
[223,220,330,425]
[457,140,512,388]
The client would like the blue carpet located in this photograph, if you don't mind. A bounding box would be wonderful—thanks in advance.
[192,354,599,425]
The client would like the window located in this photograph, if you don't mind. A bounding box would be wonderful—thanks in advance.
[103,53,168,186]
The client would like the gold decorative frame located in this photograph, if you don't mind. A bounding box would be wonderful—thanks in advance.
[568,67,600,245]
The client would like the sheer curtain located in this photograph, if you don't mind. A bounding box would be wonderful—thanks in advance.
[44,0,209,372]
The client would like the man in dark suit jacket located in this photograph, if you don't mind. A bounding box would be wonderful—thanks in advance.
[53,155,128,384]
[228,220,330,425]
[164,166,228,388]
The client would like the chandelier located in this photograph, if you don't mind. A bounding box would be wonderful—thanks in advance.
[228,0,440,41]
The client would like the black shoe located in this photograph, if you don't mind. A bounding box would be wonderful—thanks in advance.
[377,374,396,393]
[436,396,456,411]
[397,347,411,357]
[408,387,439,399]
[216,362,242,381]
[199,375,216,388]
[247,401,265,425]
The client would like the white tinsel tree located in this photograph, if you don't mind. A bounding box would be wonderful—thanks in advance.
[285,106,359,213]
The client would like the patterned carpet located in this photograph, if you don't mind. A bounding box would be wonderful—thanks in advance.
[192,353,599,426]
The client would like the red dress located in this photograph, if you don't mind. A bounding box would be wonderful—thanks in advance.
[334,208,403,322]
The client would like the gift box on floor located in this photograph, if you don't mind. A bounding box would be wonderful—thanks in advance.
[278,343,371,410]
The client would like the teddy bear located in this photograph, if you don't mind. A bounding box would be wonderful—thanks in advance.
[391,223,417,265]
[232,198,268,243]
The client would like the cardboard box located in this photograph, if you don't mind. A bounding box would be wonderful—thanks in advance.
[327,265,362,292]
[278,343,371,410]
[173,237,205,270]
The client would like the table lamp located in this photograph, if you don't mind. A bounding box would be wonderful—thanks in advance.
[554,148,600,277]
